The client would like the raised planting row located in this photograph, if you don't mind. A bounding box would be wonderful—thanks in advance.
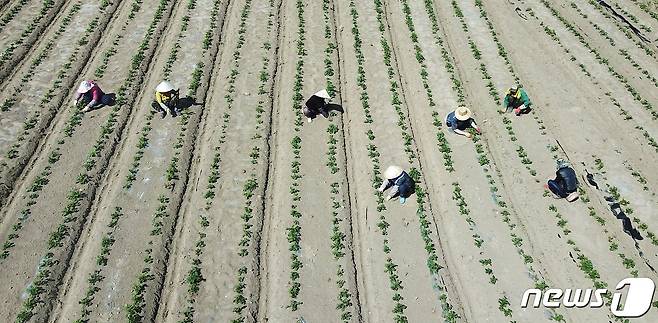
[72,0,206,320]
[0,0,141,260]
[123,4,226,316]
[0,1,81,112]
[319,0,359,320]
[173,2,226,322]
[585,0,656,58]
[450,0,538,178]
[539,0,658,120]
[0,0,70,83]
[571,0,658,89]
[590,155,658,247]
[13,0,177,320]
[0,0,32,33]
[343,0,406,320]
[370,0,468,320]
[0,0,121,208]
[627,0,658,24]
[520,7,658,156]
[282,0,307,312]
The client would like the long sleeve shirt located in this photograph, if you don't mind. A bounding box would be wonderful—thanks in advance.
[76,85,103,105]
[503,89,531,109]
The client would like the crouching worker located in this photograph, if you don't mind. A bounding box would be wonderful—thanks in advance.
[377,165,415,204]
[503,85,532,116]
[73,80,115,112]
[446,106,481,139]
[546,159,579,202]
[152,81,179,118]
[303,89,331,122]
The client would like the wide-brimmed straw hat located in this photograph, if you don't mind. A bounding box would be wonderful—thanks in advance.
[314,89,331,100]
[454,106,472,121]
[77,80,95,94]
[384,165,404,180]
[156,81,175,93]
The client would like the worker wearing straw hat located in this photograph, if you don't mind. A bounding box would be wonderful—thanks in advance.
[152,81,179,118]
[377,165,415,204]
[445,106,481,139]
[72,80,114,112]
[303,89,331,122]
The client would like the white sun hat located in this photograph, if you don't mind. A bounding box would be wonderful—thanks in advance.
[156,81,175,93]
[384,165,404,180]
[314,89,331,100]
[455,106,472,121]
[77,80,94,94]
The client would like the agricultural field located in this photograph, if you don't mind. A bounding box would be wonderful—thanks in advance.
[0,0,656,321]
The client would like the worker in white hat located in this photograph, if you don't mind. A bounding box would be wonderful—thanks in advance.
[152,81,179,118]
[445,106,481,139]
[73,80,113,112]
[303,89,331,122]
[377,165,415,204]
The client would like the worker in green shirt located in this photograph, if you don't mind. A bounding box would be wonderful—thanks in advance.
[503,85,532,116]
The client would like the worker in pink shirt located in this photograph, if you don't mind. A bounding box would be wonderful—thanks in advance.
[72,80,115,112]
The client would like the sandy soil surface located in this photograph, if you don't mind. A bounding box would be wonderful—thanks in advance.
[0,0,657,322]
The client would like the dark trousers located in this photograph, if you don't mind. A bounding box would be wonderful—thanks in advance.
[548,179,568,198]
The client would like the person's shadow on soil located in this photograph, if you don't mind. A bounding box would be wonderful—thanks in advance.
[177,96,203,112]
[326,103,344,114]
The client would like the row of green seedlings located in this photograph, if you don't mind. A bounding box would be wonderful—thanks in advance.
[125,0,193,189]
[177,1,232,321]
[0,0,30,31]
[551,148,643,275]
[125,39,209,323]
[451,0,538,178]
[525,6,658,154]
[283,0,306,312]
[126,111,194,322]
[2,7,104,160]
[570,2,616,46]
[591,156,658,247]
[402,0,504,320]
[539,0,658,120]
[575,1,658,87]
[321,0,355,320]
[201,0,260,321]
[0,1,81,112]
[14,0,173,320]
[345,1,409,321]
[475,1,647,317]
[628,0,658,24]
[457,1,590,319]
[322,0,354,322]
[608,0,652,33]
[0,0,57,69]
[478,0,639,291]
[74,0,200,318]
[373,0,452,321]
[470,0,550,138]
[73,207,123,322]
[546,204,623,320]
[0,0,136,259]
[623,161,651,193]
[585,0,656,58]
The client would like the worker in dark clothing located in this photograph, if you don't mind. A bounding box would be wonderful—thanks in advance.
[547,159,579,201]
[377,165,415,204]
[303,89,331,122]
